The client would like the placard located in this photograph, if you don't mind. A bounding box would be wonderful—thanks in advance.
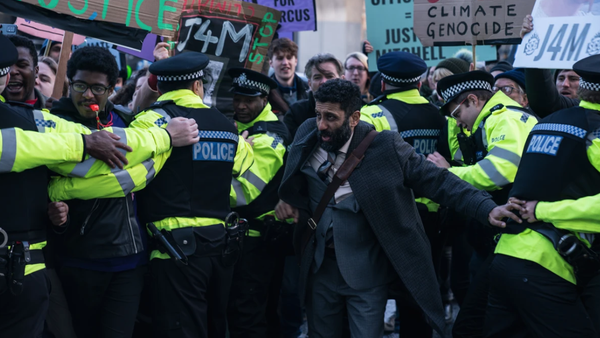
[366,0,498,70]
[242,0,316,32]
[514,0,600,69]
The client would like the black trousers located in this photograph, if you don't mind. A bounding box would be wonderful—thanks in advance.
[485,254,598,338]
[227,236,286,338]
[150,226,233,338]
[452,254,494,338]
[59,265,146,338]
[395,208,442,337]
[0,268,50,338]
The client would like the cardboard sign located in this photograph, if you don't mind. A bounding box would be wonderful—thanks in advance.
[0,1,151,49]
[178,0,281,115]
[117,33,161,61]
[16,0,184,38]
[15,18,86,45]
[242,0,316,32]
[514,0,600,69]
[414,0,535,46]
[366,0,498,70]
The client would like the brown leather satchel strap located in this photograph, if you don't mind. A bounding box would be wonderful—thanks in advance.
[302,130,378,250]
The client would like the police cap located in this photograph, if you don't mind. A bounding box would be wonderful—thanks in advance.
[377,51,426,86]
[437,70,494,115]
[228,67,277,97]
[573,54,600,92]
[0,34,18,77]
[150,52,210,82]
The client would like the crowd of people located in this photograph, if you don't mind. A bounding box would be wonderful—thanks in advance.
[0,12,599,338]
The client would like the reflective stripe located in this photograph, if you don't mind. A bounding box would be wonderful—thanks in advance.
[478,159,511,187]
[377,105,398,132]
[488,147,521,166]
[32,110,48,132]
[153,108,172,127]
[241,170,267,192]
[453,148,463,163]
[111,128,128,157]
[143,158,156,184]
[0,129,17,173]
[70,157,95,177]
[231,179,248,207]
[114,169,136,195]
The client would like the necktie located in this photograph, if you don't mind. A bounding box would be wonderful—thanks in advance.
[316,151,337,184]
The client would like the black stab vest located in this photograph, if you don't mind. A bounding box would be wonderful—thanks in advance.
[370,93,446,155]
[510,107,600,202]
[0,103,49,243]
[234,118,289,220]
[136,101,239,225]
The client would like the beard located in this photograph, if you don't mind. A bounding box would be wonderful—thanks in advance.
[318,116,352,152]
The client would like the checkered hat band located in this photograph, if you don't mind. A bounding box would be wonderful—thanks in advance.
[381,73,421,85]
[156,70,204,82]
[233,76,270,95]
[580,79,600,92]
[441,80,492,102]
[0,66,10,77]
[532,123,587,139]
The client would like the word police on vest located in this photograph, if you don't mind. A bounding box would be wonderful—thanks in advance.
[526,135,563,156]
[193,142,235,162]
[413,139,438,155]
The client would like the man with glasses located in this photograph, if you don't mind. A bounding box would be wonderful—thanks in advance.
[426,71,537,337]
[493,69,530,109]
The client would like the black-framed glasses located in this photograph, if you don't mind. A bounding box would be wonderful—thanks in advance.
[71,82,111,95]
[346,65,366,72]
[493,85,521,96]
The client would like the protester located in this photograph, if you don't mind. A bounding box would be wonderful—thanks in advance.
[284,53,344,139]
[267,38,309,115]
[2,35,47,109]
[39,39,62,63]
[494,69,529,108]
[344,52,370,102]
[276,78,524,337]
[489,61,513,77]
[35,56,58,98]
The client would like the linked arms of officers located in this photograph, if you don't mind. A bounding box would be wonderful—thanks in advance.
[506,137,600,233]
[47,111,200,201]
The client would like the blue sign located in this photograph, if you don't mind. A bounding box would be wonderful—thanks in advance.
[365,0,498,69]
[193,142,235,162]
[526,135,563,156]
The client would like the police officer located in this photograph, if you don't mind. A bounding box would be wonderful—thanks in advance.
[360,51,448,337]
[0,34,198,338]
[129,52,254,338]
[486,54,600,337]
[226,68,290,338]
[427,71,537,338]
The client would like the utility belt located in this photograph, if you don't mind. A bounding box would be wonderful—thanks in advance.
[0,240,45,296]
[148,213,248,267]
[505,221,600,287]
[248,216,293,246]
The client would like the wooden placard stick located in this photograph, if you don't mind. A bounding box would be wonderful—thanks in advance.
[52,31,73,99]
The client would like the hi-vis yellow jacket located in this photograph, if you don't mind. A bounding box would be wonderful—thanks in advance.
[230,104,286,237]
[124,89,254,260]
[448,92,537,192]
[496,101,600,284]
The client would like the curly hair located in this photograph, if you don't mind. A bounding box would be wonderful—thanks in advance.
[67,46,119,87]
[8,35,38,67]
[577,87,600,104]
[313,79,363,118]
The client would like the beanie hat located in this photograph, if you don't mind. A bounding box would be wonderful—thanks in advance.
[495,69,526,92]
[436,58,470,75]
[489,60,513,74]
